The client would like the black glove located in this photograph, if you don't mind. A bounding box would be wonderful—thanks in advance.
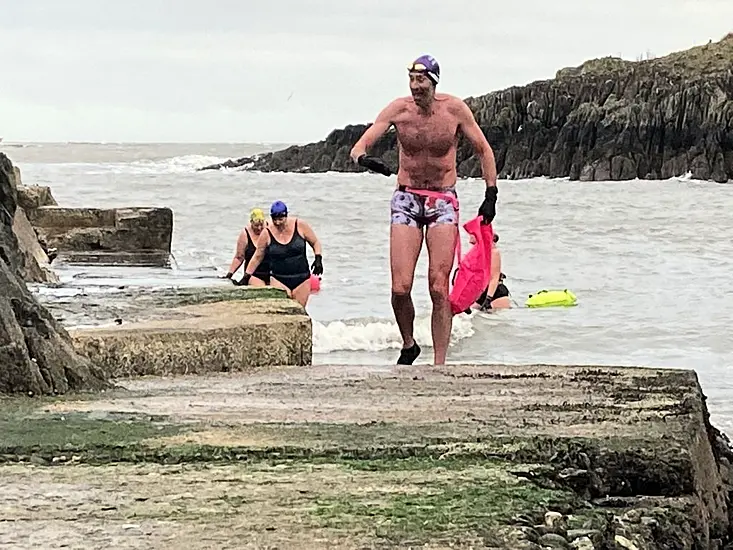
[311,254,323,276]
[357,155,392,177]
[478,186,498,225]
[233,273,251,286]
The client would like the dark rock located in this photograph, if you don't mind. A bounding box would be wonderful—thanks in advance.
[0,153,110,395]
[197,156,256,171]
[227,34,733,183]
[537,532,570,548]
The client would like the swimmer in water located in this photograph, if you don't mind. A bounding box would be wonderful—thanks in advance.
[223,208,270,286]
[240,201,323,308]
[473,233,512,311]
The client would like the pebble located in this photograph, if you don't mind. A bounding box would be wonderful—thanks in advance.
[570,536,595,549]
[567,529,602,545]
[614,534,640,550]
[538,533,571,549]
[640,516,658,527]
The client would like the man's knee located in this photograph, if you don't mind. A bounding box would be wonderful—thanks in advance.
[392,281,413,297]
[428,272,450,301]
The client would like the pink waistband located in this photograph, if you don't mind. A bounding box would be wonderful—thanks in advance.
[397,185,459,208]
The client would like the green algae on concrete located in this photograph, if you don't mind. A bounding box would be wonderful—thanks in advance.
[309,458,576,547]
[1,363,732,548]
[148,285,288,307]
[0,396,186,463]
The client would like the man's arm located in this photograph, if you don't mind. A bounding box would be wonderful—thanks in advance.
[350,100,401,161]
[456,99,497,187]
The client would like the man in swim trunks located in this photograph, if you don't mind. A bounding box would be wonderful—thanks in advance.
[349,54,499,366]
[223,207,271,286]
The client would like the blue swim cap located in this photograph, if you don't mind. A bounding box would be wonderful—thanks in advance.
[270,200,288,217]
[408,54,440,85]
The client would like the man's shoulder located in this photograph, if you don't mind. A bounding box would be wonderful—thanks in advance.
[436,93,470,109]
[437,94,475,119]
[435,92,463,101]
[387,96,413,110]
[434,93,467,104]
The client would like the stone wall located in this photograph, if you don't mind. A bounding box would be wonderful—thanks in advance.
[27,206,174,267]
[69,295,312,377]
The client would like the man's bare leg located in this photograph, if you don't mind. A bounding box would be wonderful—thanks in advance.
[426,223,458,365]
[390,224,423,363]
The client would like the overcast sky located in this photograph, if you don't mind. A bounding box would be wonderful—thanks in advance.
[1,0,730,144]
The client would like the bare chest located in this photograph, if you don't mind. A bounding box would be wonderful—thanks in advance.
[395,114,458,156]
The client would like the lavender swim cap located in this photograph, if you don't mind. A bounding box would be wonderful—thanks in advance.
[408,54,440,85]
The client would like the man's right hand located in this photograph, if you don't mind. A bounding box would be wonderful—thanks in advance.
[357,155,392,177]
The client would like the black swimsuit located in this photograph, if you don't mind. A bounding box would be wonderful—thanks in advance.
[244,228,270,284]
[476,273,510,309]
[267,220,311,291]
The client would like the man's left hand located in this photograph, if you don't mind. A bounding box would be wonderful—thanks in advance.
[478,186,497,225]
[311,254,323,276]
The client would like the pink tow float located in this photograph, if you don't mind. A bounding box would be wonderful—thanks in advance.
[310,274,321,293]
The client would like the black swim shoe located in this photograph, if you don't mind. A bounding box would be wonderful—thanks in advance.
[397,342,421,365]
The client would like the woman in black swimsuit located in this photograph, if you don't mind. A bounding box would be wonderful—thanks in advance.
[473,232,512,311]
[224,207,271,286]
[241,201,323,307]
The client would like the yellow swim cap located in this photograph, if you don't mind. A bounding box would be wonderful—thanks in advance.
[250,208,265,222]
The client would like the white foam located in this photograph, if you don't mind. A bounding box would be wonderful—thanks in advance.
[312,313,476,353]
[65,155,231,175]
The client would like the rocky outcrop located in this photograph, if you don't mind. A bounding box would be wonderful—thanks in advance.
[4,170,60,284]
[219,34,733,182]
[26,206,174,267]
[16,184,58,211]
[0,153,109,395]
[12,207,59,284]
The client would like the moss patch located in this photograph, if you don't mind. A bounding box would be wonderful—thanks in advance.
[147,285,287,307]
[0,397,185,461]
[310,458,576,546]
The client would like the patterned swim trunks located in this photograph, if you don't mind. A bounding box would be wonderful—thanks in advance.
[390,185,459,228]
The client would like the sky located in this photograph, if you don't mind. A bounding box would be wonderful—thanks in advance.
[0,0,731,144]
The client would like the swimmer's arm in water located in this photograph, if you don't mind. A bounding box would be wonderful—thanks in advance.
[299,220,323,275]
[455,99,497,188]
[225,229,248,277]
[242,230,270,279]
[485,248,502,299]
[350,100,401,161]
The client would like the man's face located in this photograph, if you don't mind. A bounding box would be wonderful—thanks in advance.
[409,71,434,102]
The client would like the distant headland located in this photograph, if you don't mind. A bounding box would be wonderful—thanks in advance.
[200,34,733,183]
